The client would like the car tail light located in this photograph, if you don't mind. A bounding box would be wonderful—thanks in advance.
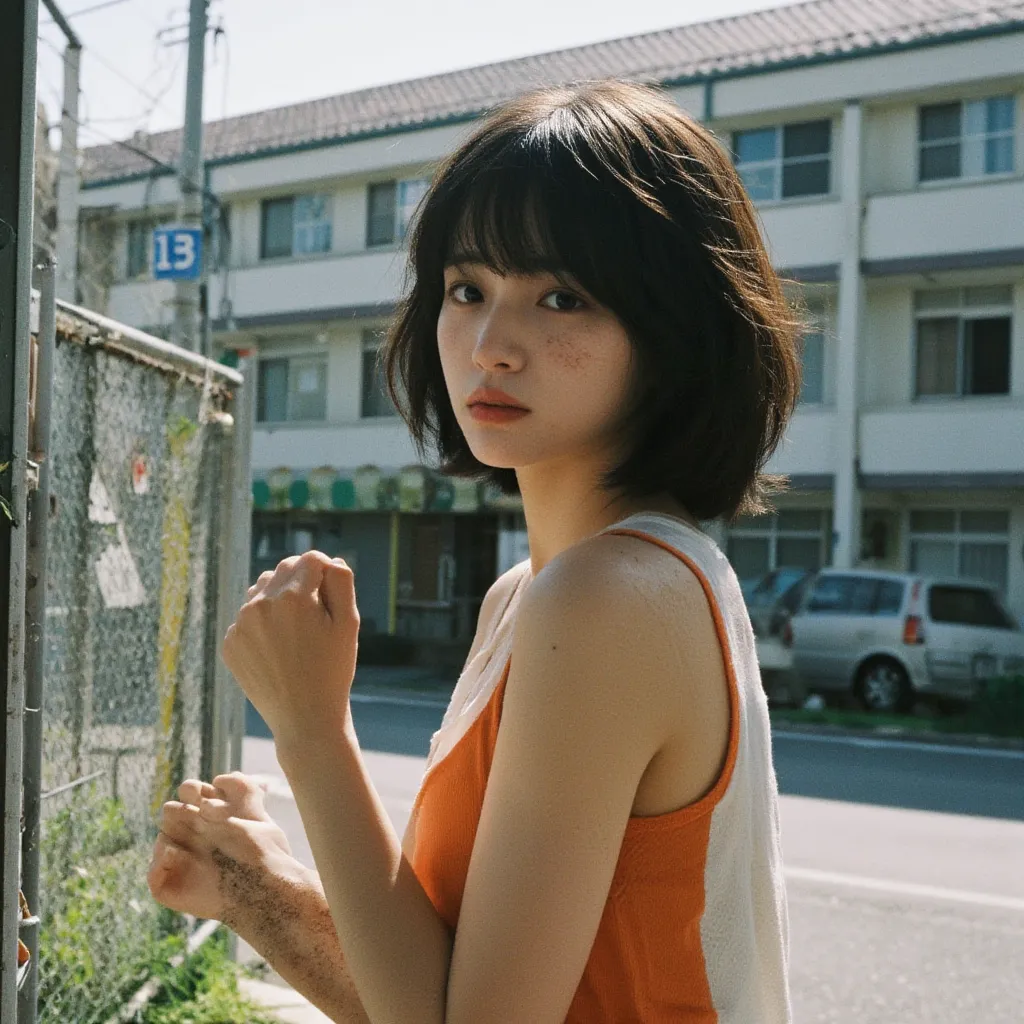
[903,615,925,645]
[782,620,794,648]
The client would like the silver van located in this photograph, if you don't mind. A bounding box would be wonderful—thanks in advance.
[784,569,1024,712]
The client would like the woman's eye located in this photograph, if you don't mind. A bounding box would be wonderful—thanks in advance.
[448,283,483,303]
[540,290,585,312]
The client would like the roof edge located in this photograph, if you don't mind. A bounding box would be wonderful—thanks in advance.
[81,17,1024,192]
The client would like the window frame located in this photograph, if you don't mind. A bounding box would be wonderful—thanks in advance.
[917,95,1018,186]
[732,119,833,204]
[255,351,329,424]
[260,193,333,261]
[360,329,400,419]
[726,509,833,584]
[912,287,1013,401]
[365,176,431,248]
[907,508,1010,595]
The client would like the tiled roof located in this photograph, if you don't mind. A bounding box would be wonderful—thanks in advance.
[82,0,1024,184]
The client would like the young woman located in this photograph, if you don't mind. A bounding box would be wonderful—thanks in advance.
[151,79,799,1023]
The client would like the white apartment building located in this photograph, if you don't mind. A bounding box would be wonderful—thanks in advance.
[76,0,1024,656]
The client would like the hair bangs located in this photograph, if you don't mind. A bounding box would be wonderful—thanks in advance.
[438,135,632,303]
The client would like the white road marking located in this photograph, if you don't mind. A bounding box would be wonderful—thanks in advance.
[786,865,1024,913]
[773,729,1024,760]
[350,692,449,710]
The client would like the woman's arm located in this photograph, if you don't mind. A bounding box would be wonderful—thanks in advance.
[221,853,373,1024]
[270,536,703,1024]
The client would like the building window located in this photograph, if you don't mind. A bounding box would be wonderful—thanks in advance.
[798,306,827,405]
[732,120,831,202]
[260,194,332,259]
[727,509,832,586]
[360,330,399,418]
[256,353,328,423]
[914,287,1012,399]
[126,218,158,278]
[366,178,430,246]
[919,96,1016,183]
[909,509,1009,594]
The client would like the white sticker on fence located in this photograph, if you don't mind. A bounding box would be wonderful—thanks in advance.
[95,524,147,609]
[88,470,118,523]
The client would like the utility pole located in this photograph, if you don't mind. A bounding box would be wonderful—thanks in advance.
[41,0,82,303]
[171,0,208,352]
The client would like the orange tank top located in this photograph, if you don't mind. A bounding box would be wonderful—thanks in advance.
[407,513,792,1022]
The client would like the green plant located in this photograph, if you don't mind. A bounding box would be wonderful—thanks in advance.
[38,846,183,1022]
[144,929,282,1024]
[37,787,190,1023]
[957,674,1024,738]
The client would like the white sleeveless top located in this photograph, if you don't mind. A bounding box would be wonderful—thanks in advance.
[422,510,792,1022]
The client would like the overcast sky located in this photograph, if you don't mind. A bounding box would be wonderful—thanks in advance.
[36,0,801,150]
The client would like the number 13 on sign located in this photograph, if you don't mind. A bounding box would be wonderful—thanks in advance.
[152,227,203,280]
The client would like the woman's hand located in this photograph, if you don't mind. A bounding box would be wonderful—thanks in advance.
[222,551,360,748]
[148,772,297,923]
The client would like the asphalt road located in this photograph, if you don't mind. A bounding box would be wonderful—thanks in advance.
[243,697,1024,1023]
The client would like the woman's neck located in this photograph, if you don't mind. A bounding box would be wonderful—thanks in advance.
[515,461,696,578]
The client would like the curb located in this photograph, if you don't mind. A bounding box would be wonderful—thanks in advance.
[769,717,1024,753]
[350,682,1024,754]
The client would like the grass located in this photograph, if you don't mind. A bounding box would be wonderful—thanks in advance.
[771,706,941,733]
[770,676,1024,741]
[143,929,282,1024]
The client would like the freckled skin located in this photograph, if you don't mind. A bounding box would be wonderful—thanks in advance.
[547,330,591,372]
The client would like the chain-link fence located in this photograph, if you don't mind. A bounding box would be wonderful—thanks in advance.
[26,301,246,1024]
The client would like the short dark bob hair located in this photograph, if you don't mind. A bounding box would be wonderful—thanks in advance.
[383,79,801,522]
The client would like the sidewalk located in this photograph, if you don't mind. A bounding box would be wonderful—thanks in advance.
[239,971,336,1024]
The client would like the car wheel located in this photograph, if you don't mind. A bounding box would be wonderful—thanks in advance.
[856,658,913,714]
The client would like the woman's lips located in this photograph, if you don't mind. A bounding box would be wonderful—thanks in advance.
[468,404,531,424]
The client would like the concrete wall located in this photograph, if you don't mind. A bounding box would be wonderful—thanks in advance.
[711,34,1024,119]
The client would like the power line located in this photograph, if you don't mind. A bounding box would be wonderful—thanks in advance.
[66,0,132,17]
[38,20,180,120]
[54,101,227,214]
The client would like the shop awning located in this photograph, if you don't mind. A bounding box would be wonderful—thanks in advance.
[251,465,523,514]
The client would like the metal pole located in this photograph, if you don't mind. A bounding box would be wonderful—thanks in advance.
[0,1,38,1017]
[222,352,253,963]
[19,260,57,1023]
[54,43,81,302]
[171,0,208,352]
[388,512,400,634]
[228,354,255,775]
[40,2,82,304]
[207,409,237,783]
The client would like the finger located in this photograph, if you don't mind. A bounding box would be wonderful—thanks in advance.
[246,570,275,600]
[148,833,200,910]
[198,796,234,823]
[149,831,186,881]
[278,550,329,600]
[212,771,272,820]
[319,558,357,624]
[178,779,218,806]
[160,801,203,845]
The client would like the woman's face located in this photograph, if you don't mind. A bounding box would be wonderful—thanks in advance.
[437,262,635,475]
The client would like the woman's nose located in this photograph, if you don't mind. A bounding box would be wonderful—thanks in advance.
[472,310,526,372]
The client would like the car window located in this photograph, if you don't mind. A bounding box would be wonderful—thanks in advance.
[928,586,1016,629]
[874,580,905,616]
[781,575,812,613]
[748,569,805,607]
[806,575,878,614]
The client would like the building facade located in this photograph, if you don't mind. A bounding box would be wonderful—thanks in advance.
[76,0,1024,656]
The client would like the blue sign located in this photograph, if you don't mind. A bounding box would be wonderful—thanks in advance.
[152,227,203,280]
